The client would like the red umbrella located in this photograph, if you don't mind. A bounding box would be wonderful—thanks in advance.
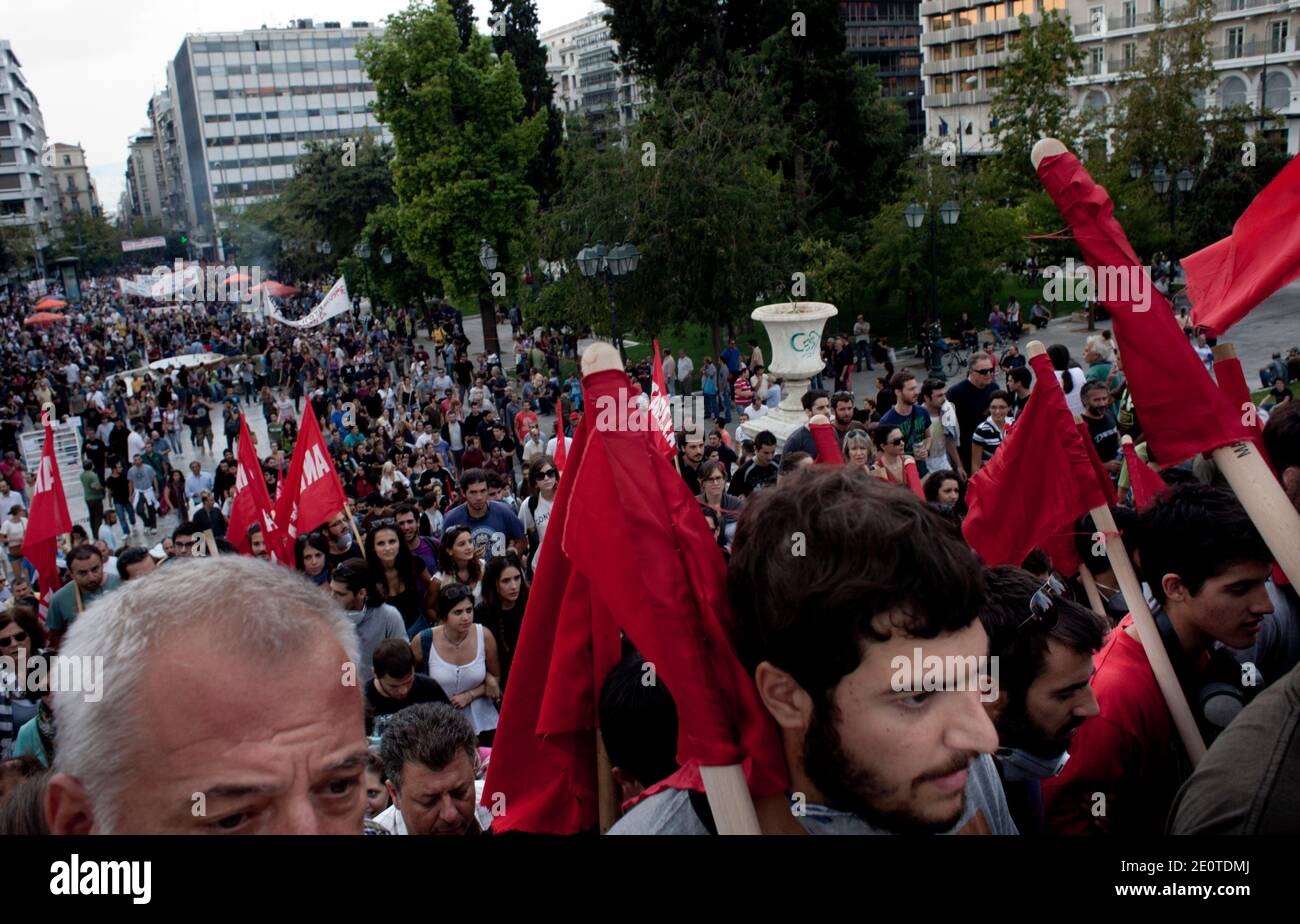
[225,273,254,285]
[24,312,66,326]
[34,297,66,310]
[251,281,299,297]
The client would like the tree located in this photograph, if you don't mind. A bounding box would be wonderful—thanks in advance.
[540,63,793,358]
[490,0,564,209]
[358,1,546,357]
[1112,0,1217,174]
[446,0,476,49]
[988,11,1094,198]
[51,211,125,276]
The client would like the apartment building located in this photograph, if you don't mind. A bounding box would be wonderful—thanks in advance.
[49,142,100,218]
[841,2,927,140]
[541,5,645,142]
[0,39,59,250]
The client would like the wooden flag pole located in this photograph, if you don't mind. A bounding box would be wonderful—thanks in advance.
[1209,343,1300,589]
[1077,565,1106,618]
[595,730,621,834]
[342,503,365,553]
[1016,334,1205,763]
[203,529,219,558]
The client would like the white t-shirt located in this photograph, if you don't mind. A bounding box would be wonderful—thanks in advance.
[518,493,554,572]
[546,436,572,458]
[2,517,26,547]
[1056,368,1088,416]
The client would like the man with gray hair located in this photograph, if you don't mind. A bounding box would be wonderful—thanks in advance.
[372,703,491,836]
[44,557,371,834]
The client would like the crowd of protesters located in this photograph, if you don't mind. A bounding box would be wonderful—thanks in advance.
[1,266,1298,837]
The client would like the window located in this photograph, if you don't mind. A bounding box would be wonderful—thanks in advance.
[1089,47,1104,74]
[985,35,1005,53]
[985,69,1003,89]
[1123,42,1138,69]
[62,154,71,165]
[1220,75,1248,106]
[1271,20,1288,54]
[932,75,954,93]
[1084,90,1108,111]
[1229,0,1246,10]
[959,40,978,58]
[1226,27,1244,58]
[1265,71,1291,109]
[955,9,974,26]
[1122,1,1137,28]
[1090,5,1105,34]
[931,45,952,61]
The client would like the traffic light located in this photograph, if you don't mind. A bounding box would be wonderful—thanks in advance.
[179,231,189,245]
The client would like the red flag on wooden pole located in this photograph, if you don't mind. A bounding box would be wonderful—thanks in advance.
[963,348,1112,567]
[484,349,787,833]
[1121,437,1168,511]
[649,340,677,460]
[23,414,72,612]
[227,413,278,558]
[271,406,347,562]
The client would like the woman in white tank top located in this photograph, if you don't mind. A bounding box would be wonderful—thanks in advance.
[412,583,501,743]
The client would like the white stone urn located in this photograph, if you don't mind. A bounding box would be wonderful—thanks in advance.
[739,301,838,446]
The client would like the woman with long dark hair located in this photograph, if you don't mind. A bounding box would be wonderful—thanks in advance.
[295,532,332,586]
[431,525,485,601]
[474,552,529,694]
[1048,343,1087,416]
[364,518,433,634]
[411,583,501,746]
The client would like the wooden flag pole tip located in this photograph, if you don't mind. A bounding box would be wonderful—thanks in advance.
[581,342,621,378]
[1025,339,1047,359]
[1030,138,1067,170]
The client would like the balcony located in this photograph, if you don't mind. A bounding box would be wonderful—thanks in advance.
[1213,38,1279,59]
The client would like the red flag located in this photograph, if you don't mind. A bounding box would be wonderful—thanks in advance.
[227,414,278,557]
[23,415,72,611]
[1213,353,1271,465]
[1185,154,1300,336]
[810,421,844,465]
[649,340,676,459]
[963,352,1112,567]
[1122,441,1168,511]
[271,406,347,562]
[484,368,788,833]
[1077,420,1119,507]
[552,420,568,473]
[1037,152,1256,465]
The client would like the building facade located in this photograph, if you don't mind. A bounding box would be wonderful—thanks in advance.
[841,2,927,140]
[0,39,59,260]
[50,142,100,218]
[165,20,389,253]
[542,6,645,143]
[124,129,164,222]
[148,90,193,229]
[920,0,1300,155]
[1070,0,1300,153]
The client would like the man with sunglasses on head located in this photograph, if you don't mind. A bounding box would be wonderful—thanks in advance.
[944,353,1000,473]
[980,567,1107,834]
[1042,483,1274,834]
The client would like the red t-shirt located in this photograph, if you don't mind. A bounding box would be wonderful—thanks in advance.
[1041,616,1192,835]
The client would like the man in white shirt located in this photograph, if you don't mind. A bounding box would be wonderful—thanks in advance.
[0,479,24,521]
[920,379,963,476]
[98,508,125,552]
[661,350,676,397]
[126,425,147,462]
[676,351,694,395]
[373,703,493,835]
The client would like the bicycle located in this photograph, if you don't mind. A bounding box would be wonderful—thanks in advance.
[919,326,970,380]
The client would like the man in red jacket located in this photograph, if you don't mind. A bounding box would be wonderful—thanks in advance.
[1042,483,1274,834]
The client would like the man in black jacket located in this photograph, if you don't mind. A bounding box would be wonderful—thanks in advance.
[191,491,228,539]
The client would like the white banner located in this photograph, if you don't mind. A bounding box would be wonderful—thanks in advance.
[117,276,154,297]
[26,279,47,298]
[268,276,349,329]
[149,265,201,300]
[121,236,167,253]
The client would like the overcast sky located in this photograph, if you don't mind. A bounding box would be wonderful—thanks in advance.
[5,1,601,218]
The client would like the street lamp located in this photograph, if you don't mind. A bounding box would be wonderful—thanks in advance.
[1151,163,1195,278]
[353,241,372,311]
[1128,158,1143,180]
[904,200,960,350]
[576,240,637,361]
[316,239,332,255]
[381,246,393,265]
[477,239,503,358]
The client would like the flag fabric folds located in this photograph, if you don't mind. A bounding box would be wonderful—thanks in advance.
[963,352,1112,568]
[649,340,677,459]
[23,417,72,613]
[1213,354,1271,465]
[1122,441,1168,511]
[1184,154,1300,336]
[1036,151,1256,466]
[484,368,788,833]
[271,406,347,562]
[227,413,279,557]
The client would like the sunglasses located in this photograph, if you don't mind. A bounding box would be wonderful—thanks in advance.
[0,630,27,645]
[886,437,906,447]
[1017,575,1067,632]
[538,469,557,479]
[441,584,473,602]
[974,367,995,375]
